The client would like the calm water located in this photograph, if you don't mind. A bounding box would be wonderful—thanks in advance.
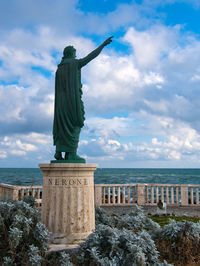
[0,168,200,186]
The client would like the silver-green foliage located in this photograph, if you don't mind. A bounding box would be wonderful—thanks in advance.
[0,200,50,265]
[47,251,73,266]
[112,206,160,236]
[158,219,200,241]
[95,206,160,236]
[78,224,169,266]
[95,206,113,227]
[77,207,171,266]
[155,219,200,264]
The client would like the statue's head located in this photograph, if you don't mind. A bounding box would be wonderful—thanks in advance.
[63,46,76,59]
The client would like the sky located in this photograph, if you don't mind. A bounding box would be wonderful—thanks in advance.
[0,0,200,168]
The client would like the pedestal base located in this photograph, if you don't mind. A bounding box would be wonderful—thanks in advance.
[39,163,98,244]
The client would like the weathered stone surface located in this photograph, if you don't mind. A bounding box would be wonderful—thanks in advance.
[39,163,98,244]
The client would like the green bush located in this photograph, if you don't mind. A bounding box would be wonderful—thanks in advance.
[150,214,200,227]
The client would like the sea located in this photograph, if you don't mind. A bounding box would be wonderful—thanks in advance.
[0,168,200,186]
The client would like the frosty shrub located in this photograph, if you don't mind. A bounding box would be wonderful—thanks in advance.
[0,200,51,265]
[46,251,73,266]
[95,205,160,236]
[155,220,200,265]
[112,205,160,236]
[75,223,170,266]
[95,206,113,227]
[23,195,36,207]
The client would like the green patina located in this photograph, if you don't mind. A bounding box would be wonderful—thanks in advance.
[52,37,113,162]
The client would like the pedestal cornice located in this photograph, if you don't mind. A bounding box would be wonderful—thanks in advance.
[39,163,98,171]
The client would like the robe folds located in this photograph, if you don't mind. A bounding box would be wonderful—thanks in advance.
[53,45,104,152]
[53,59,85,152]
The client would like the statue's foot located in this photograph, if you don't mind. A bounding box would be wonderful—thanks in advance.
[65,152,69,160]
[54,152,64,160]
[68,152,86,163]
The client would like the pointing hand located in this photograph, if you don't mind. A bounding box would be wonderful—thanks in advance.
[103,36,113,47]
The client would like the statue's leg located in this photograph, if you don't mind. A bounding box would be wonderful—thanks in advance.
[64,127,86,162]
[64,152,69,160]
[54,151,63,160]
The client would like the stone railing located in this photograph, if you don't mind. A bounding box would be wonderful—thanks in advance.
[94,184,200,206]
[0,183,200,207]
[0,183,42,207]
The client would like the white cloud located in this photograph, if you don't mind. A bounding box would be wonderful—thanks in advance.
[84,116,134,139]
[123,25,179,68]
[0,85,27,122]
[15,140,37,152]
[0,136,38,157]
[78,112,200,167]
[0,150,7,159]
[10,150,26,156]
[23,132,51,145]
[83,53,164,114]
[143,71,164,85]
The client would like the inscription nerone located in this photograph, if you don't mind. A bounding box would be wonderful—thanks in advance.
[47,178,89,186]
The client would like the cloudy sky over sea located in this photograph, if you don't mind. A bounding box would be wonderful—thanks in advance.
[0,0,200,168]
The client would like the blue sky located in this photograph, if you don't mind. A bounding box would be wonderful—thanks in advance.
[0,0,200,168]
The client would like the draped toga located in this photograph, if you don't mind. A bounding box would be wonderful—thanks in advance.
[53,45,104,152]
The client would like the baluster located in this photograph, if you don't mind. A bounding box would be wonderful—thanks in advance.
[21,188,24,199]
[166,186,169,204]
[17,189,20,200]
[132,186,135,203]
[122,186,125,204]
[151,186,154,204]
[191,187,194,204]
[156,186,159,203]
[117,186,121,204]
[32,188,35,198]
[127,186,130,203]
[36,188,40,199]
[102,186,105,204]
[25,188,29,197]
[108,186,110,204]
[196,187,199,205]
[176,186,179,204]
[161,186,164,202]
[146,186,149,204]
[171,186,174,204]
[112,186,115,204]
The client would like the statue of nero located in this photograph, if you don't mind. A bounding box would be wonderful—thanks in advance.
[53,36,113,162]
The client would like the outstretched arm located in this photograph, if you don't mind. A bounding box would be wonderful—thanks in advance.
[78,36,113,68]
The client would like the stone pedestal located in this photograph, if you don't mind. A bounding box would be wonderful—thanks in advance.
[39,163,98,244]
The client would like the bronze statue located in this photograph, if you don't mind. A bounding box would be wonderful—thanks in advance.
[52,37,113,162]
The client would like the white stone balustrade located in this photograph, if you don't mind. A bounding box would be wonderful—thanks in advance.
[0,183,200,207]
[0,183,42,207]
